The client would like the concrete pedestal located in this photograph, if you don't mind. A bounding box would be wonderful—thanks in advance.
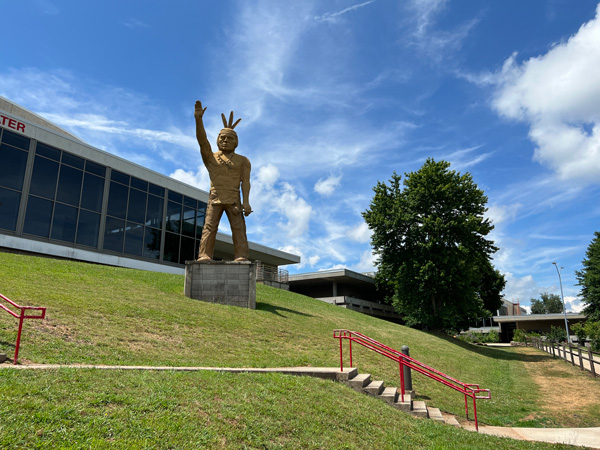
[184,260,257,309]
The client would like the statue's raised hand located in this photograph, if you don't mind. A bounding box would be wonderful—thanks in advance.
[195,100,207,119]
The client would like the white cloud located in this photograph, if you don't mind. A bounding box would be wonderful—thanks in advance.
[278,245,319,270]
[169,167,211,192]
[351,249,377,273]
[564,296,584,313]
[486,203,522,227]
[249,165,312,240]
[34,0,59,15]
[314,174,343,196]
[314,1,375,23]
[493,5,600,183]
[275,183,312,238]
[444,145,493,171]
[318,264,347,271]
[122,18,149,29]
[0,68,198,172]
[256,164,280,188]
[347,221,371,243]
[403,0,478,62]
[501,273,541,305]
[407,0,448,37]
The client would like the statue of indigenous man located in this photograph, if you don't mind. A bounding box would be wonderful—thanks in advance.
[194,100,252,262]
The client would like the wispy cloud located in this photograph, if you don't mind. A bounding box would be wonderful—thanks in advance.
[34,0,59,15]
[442,145,493,171]
[0,68,197,172]
[402,0,479,63]
[314,1,375,23]
[122,18,149,29]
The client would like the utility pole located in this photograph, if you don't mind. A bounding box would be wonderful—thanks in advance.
[552,262,570,343]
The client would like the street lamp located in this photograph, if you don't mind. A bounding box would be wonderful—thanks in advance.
[552,262,570,343]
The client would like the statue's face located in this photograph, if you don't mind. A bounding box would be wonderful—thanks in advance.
[217,130,238,152]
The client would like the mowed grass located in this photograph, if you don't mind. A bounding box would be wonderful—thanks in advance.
[0,368,579,450]
[1,252,599,448]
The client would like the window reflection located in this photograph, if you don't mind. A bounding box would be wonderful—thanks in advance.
[24,196,53,237]
[0,144,28,191]
[51,203,78,242]
[0,188,21,231]
[30,156,59,200]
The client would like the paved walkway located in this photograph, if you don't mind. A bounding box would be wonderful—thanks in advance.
[464,425,600,449]
[2,363,599,448]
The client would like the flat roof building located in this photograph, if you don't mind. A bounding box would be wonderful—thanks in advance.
[0,97,299,274]
[288,268,402,321]
[493,313,587,342]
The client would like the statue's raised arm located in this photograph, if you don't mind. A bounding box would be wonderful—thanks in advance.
[194,100,212,165]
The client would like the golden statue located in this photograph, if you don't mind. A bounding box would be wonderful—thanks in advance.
[194,100,252,262]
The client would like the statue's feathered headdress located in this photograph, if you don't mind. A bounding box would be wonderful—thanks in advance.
[221,111,241,130]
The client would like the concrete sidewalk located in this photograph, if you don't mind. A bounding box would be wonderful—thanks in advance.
[3,363,600,448]
[464,425,600,449]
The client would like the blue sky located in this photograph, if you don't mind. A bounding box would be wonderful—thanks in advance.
[2,0,600,313]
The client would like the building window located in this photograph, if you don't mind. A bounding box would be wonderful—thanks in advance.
[22,141,107,248]
[0,188,21,231]
[0,129,30,232]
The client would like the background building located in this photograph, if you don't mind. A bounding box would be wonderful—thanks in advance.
[0,97,299,274]
[288,268,402,322]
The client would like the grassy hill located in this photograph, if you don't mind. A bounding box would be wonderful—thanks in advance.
[0,252,598,449]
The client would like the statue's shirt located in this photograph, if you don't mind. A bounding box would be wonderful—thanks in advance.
[206,151,250,205]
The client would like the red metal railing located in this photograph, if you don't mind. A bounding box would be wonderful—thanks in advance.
[334,329,490,431]
[0,292,46,365]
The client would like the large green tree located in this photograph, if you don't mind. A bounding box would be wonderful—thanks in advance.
[363,158,504,331]
[576,231,600,321]
[530,292,563,314]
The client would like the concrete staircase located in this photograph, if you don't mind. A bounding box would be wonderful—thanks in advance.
[341,368,461,427]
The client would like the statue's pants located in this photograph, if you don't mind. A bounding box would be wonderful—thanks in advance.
[198,202,249,260]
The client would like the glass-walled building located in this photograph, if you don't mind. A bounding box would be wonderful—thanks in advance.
[0,97,299,274]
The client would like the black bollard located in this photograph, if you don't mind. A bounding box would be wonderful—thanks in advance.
[401,345,413,391]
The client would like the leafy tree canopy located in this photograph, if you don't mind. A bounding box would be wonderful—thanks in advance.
[529,292,563,314]
[575,231,600,321]
[362,158,504,332]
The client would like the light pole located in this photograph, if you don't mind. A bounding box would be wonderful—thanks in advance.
[552,262,570,343]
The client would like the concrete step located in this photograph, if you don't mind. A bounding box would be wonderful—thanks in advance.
[379,386,398,405]
[445,415,461,427]
[363,379,384,396]
[347,373,371,390]
[410,400,428,418]
[394,397,412,412]
[335,367,359,382]
[428,407,444,423]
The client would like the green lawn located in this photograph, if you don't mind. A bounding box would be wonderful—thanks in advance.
[1,252,598,449]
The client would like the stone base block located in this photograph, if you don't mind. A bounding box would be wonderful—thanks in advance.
[184,260,256,309]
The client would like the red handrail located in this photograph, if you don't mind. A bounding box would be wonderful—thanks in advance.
[334,329,490,431]
[0,293,46,365]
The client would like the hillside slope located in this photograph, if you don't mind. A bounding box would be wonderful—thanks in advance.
[1,252,598,430]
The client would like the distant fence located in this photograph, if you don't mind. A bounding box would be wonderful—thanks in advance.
[256,262,289,284]
[527,337,599,377]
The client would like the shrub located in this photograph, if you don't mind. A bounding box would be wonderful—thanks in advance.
[485,329,500,343]
[584,321,600,351]
[547,325,567,344]
[571,322,588,346]
[512,329,528,343]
